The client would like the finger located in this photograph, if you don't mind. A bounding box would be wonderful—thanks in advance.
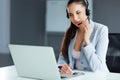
[66,64,73,74]
[67,67,73,75]
[61,64,69,73]
[85,17,88,21]
[61,69,72,75]
[61,67,67,74]
[85,18,89,27]
[78,17,87,27]
[80,22,87,32]
[67,64,72,72]
[62,64,69,70]
[82,18,90,31]
[61,64,73,75]
[61,67,69,74]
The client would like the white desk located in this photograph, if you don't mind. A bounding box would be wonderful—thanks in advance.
[0,66,120,80]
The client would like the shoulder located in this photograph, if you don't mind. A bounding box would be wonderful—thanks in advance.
[92,21,108,34]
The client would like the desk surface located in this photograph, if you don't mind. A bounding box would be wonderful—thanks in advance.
[0,66,120,80]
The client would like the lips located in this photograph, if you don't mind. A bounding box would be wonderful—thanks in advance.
[77,22,82,26]
[74,21,82,27]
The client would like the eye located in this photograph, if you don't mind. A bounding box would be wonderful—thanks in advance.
[76,11,81,15]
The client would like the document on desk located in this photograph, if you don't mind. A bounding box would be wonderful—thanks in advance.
[61,70,85,80]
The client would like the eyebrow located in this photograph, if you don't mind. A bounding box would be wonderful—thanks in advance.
[68,10,81,14]
[76,10,81,12]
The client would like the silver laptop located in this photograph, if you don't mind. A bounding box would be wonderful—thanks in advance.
[9,44,84,80]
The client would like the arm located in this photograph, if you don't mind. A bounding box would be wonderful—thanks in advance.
[83,26,109,72]
[58,53,67,66]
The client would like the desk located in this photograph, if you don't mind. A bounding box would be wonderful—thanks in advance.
[0,66,120,80]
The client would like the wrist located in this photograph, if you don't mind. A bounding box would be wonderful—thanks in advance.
[85,40,90,46]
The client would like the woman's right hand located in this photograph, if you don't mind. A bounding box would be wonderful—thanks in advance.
[60,64,73,75]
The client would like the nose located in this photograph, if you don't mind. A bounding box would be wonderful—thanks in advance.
[73,15,79,22]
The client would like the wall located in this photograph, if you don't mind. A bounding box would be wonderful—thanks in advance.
[10,0,46,46]
[0,0,10,53]
[0,0,46,67]
[93,0,120,33]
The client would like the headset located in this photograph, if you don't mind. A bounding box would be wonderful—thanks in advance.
[66,0,90,18]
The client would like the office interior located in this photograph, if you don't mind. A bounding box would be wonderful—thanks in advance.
[0,0,120,73]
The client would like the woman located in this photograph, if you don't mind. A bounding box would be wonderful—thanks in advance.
[58,0,109,75]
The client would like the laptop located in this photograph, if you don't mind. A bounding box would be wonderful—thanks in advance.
[9,44,84,80]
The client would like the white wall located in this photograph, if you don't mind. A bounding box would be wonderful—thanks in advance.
[0,0,10,53]
[46,0,93,32]
[46,0,69,32]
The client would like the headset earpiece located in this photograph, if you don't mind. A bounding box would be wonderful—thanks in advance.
[66,9,69,18]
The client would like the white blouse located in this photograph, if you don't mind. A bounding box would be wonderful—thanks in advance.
[72,49,83,70]
[72,49,80,59]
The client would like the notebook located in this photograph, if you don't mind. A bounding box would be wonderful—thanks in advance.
[9,44,84,80]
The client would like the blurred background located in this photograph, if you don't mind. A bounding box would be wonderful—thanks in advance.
[0,0,120,73]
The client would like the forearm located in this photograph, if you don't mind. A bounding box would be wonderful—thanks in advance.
[58,53,68,66]
[83,43,107,71]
